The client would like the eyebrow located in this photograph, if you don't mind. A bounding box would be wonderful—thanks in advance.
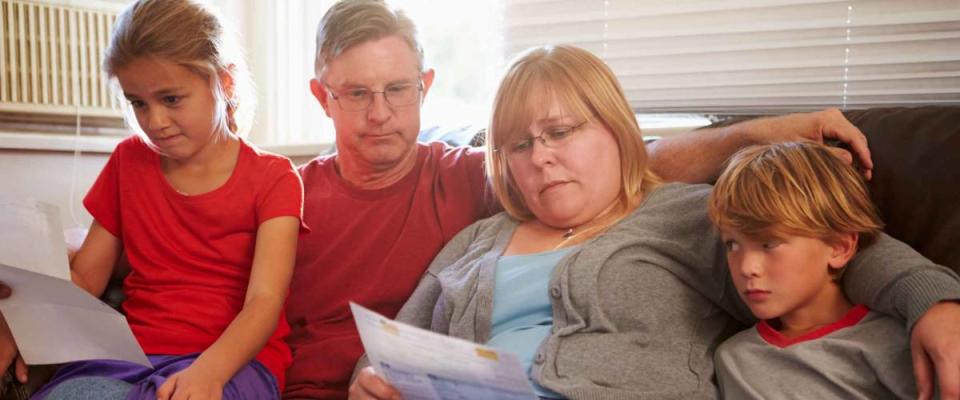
[123,87,184,100]
[536,115,578,125]
[336,78,416,89]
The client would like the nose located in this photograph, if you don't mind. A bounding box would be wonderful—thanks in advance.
[366,92,391,125]
[738,251,764,278]
[145,106,171,133]
[529,137,556,167]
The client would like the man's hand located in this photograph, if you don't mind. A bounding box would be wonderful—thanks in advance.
[0,284,28,384]
[349,366,402,400]
[647,108,874,183]
[911,301,960,400]
[745,108,873,180]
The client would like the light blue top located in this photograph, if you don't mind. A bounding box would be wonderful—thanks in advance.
[487,246,577,399]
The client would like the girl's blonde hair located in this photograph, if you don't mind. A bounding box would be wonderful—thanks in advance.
[485,45,660,242]
[103,0,254,137]
[709,141,883,249]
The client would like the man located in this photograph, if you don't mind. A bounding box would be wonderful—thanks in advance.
[283,3,490,397]
[280,1,960,399]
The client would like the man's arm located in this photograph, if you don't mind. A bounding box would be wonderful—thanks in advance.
[646,108,872,183]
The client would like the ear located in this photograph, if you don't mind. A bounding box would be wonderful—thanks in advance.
[420,68,436,103]
[217,65,239,133]
[827,233,859,270]
[218,65,236,100]
[310,78,333,117]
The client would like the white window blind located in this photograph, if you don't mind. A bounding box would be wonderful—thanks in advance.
[504,0,960,114]
[240,0,334,147]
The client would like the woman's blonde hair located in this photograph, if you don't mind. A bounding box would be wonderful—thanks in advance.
[486,45,660,239]
[709,141,883,249]
[103,0,254,137]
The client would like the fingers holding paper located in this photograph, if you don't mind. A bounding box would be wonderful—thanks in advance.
[349,366,402,400]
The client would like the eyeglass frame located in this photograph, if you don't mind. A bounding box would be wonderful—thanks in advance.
[323,79,425,112]
[495,119,592,159]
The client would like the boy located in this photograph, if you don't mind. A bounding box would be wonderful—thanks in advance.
[708,141,917,399]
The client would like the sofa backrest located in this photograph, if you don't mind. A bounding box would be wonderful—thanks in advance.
[703,106,959,272]
[844,106,960,272]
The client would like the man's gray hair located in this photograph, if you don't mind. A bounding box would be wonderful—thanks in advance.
[315,0,424,76]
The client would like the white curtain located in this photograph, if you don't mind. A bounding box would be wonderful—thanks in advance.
[504,0,960,114]
[240,0,336,146]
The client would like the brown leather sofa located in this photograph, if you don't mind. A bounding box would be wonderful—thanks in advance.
[2,106,957,398]
[844,106,959,272]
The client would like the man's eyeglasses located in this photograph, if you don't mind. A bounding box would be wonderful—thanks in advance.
[497,119,591,159]
[325,81,423,112]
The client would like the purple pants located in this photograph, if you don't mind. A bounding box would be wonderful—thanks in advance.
[31,353,278,400]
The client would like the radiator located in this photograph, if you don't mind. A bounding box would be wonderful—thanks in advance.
[0,0,123,118]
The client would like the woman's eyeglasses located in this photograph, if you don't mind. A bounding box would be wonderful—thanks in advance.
[498,119,590,159]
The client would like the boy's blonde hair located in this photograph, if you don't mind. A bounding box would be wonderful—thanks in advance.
[103,0,254,136]
[709,141,883,250]
[486,45,660,240]
[314,0,424,77]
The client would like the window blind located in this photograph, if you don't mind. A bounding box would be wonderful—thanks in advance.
[504,0,960,114]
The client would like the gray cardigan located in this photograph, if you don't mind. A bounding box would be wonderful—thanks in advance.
[358,183,960,399]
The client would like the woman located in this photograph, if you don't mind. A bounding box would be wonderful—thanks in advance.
[350,45,960,399]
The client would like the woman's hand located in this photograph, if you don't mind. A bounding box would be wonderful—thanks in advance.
[156,364,226,400]
[349,366,402,400]
[911,301,960,400]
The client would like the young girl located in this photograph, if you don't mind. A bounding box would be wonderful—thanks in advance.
[22,0,305,399]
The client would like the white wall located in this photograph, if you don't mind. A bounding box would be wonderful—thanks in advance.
[0,149,109,229]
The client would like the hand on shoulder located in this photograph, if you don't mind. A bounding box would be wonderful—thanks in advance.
[744,108,873,180]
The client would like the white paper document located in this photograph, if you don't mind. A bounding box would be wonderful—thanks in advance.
[350,302,538,400]
[0,197,150,367]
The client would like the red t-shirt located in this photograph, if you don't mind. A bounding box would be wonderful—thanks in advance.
[284,142,494,399]
[84,135,305,390]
